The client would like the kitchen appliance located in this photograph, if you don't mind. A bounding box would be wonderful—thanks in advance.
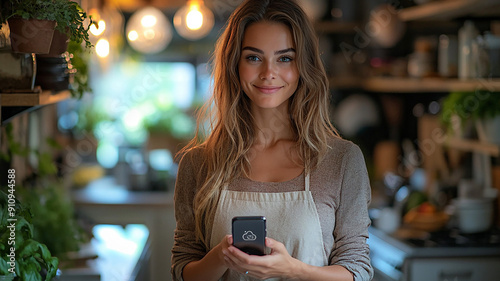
[368,226,500,281]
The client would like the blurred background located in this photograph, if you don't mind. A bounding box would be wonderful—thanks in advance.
[1,0,500,280]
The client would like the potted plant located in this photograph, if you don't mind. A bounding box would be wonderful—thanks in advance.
[35,2,94,96]
[17,182,88,265]
[0,0,93,54]
[441,90,500,144]
[47,0,93,56]
[0,123,89,274]
[0,190,59,281]
[0,0,58,53]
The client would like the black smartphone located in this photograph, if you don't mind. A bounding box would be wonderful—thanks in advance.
[231,216,266,256]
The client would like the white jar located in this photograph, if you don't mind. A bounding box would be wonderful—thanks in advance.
[458,21,479,80]
[456,198,493,233]
[375,207,401,234]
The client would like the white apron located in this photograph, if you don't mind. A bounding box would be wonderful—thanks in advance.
[210,174,328,281]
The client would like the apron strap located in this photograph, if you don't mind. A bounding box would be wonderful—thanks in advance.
[305,173,310,191]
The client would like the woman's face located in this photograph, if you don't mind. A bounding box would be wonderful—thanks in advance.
[238,21,299,112]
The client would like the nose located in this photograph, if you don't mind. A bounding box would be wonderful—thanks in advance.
[259,61,276,80]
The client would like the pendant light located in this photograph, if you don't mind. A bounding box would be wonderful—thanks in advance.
[89,5,106,37]
[126,6,173,54]
[173,0,214,41]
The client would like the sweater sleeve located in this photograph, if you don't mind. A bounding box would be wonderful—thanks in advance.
[171,150,208,281]
[329,144,374,281]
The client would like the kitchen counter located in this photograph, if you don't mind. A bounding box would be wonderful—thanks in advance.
[71,176,175,281]
[369,226,500,258]
[368,226,500,281]
[58,225,150,281]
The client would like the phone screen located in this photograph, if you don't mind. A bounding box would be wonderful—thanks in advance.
[231,216,266,256]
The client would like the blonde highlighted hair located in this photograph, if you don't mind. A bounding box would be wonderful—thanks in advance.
[179,0,339,248]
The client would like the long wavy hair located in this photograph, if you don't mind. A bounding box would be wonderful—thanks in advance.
[179,0,339,248]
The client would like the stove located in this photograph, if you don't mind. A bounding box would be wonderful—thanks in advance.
[368,226,500,281]
[405,227,500,248]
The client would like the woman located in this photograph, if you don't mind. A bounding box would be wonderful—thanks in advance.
[171,0,373,280]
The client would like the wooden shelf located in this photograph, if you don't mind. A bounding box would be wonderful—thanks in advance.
[446,137,499,157]
[0,87,72,124]
[329,76,362,90]
[329,76,500,93]
[0,88,71,106]
[399,0,499,22]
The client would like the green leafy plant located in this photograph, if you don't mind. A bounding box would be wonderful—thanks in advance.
[143,106,196,140]
[68,40,93,99]
[0,190,59,281]
[0,0,58,27]
[0,0,93,49]
[52,0,93,49]
[440,90,500,132]
[18,182,87,262]
[0,124,58,178]
[0,123,88,270]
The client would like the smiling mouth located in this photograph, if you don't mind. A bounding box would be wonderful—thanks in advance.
[254,85,283,94]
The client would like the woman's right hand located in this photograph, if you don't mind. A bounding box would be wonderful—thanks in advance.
[222,237,300,279]
[182,235,235,281]
[217,235,234,265]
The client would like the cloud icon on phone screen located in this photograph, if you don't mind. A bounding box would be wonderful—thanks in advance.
[242,231,257,241]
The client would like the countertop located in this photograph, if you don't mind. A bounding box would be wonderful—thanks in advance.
[368,226,500,259]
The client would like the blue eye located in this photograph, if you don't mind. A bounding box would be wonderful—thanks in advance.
[279,56,293,62]
[246,55,260,62]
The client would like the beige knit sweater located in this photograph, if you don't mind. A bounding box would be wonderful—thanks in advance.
[171,137,373,281]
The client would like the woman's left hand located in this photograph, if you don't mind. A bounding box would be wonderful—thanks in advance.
[222,237,302,280]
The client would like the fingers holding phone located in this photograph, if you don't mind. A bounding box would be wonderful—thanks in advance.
[231,216,267,256]
[224,236,298,279]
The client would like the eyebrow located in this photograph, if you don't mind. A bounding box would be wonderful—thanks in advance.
[241,46,296,55]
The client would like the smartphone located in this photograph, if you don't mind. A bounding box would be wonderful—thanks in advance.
[231,216,266,256]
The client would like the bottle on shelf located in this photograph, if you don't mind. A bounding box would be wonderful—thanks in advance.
[438,34,458,78]
[408,37,434,78]
[458,20,479,80]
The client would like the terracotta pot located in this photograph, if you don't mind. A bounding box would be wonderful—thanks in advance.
[7,17,56,54]
[39,29,69,57]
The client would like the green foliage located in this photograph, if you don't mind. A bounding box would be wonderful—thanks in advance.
[17,183,87,261]
[0,124,58,178]
[74,102,112,134]
[441,90,500,130]
[67,40,92,99]
[1,0,58,24]
[52,0,93,49]
[1,122,88,265]
[0,190,59,281]
[143,106,196,140]
[0,0,93,49]
[0,124,29,163]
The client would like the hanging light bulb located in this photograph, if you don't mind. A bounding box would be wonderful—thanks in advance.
[126,6,173,54]
[174,0,214,41]
[88,8,103,35]
[90,19,106,36]
[95,38,110,58]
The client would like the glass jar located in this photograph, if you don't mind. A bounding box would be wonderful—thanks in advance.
[0,50,36,91]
